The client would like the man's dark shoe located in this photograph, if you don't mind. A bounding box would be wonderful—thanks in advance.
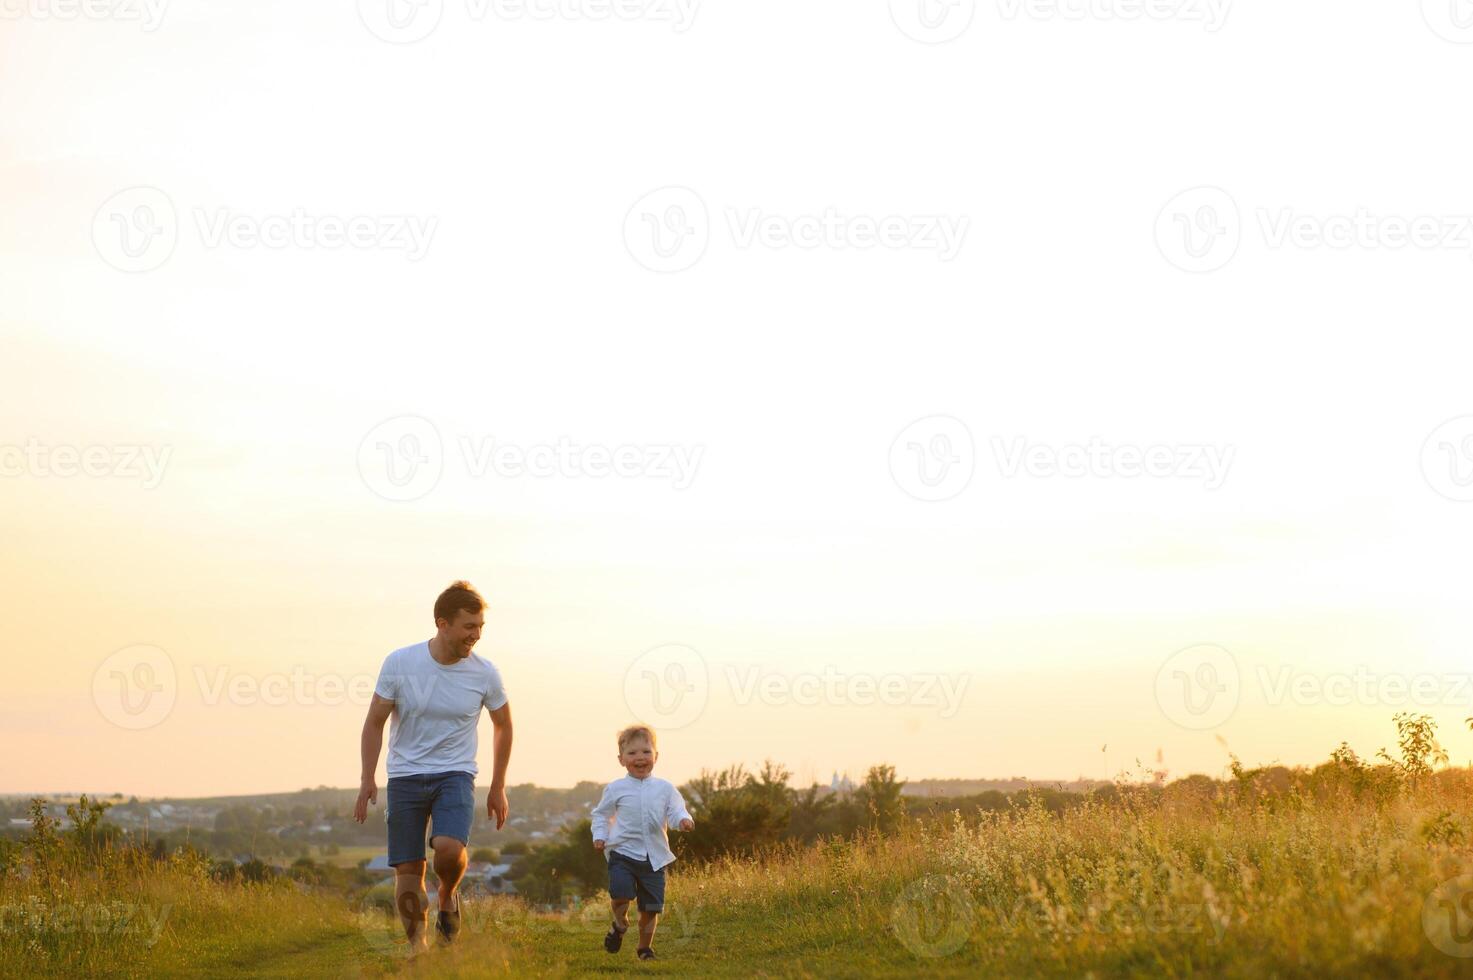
[435,902,461,944]
[637,947,657,961]
[604,922,628,953]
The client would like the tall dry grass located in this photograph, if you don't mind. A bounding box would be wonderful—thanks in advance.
[0,798,377,977]
[654,763,1473,975]
[8,726,1473,977]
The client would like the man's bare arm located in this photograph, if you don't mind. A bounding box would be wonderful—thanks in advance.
[354,694,395,823]
[485,701,513,828]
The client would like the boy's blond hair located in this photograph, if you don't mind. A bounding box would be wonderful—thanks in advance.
[617,724,657,752]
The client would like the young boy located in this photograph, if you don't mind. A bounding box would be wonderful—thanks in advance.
[590,724,695,961]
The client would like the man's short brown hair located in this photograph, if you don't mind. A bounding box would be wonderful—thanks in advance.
[434,580,486,625]
[617,724,657,752]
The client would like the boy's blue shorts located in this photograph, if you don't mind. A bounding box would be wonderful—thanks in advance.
[385,770,475,866]
[608,850,666,913]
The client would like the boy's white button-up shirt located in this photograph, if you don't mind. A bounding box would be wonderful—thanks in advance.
[590,774,692,872]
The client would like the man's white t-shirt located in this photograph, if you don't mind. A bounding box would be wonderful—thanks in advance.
[373,641,507,778]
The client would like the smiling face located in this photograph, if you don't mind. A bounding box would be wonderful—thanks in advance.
[436,608,483,660]
[618,736,657,779]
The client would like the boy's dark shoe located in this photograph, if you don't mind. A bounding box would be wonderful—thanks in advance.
[637,947,657,960]
[436,902,461,944]
[604,922,628,953]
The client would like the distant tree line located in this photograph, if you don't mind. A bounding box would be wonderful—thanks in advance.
[508,762,910,903]
[504,716,1464,905]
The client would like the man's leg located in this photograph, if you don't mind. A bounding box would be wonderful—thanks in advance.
[426,772,475,944]
[392,860,429,950]
[386,775,432,953]
[431,836,467,911]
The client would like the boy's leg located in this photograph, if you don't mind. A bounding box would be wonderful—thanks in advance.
[609,854,635,930]
[612,898,632,931]
[637,909,658,950]
[605,853,635,952]
[633,859,665,953]
[605,899,632,953]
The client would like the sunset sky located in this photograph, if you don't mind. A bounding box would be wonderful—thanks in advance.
[4,2,1473,798]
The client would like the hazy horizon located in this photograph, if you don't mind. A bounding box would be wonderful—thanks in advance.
[0,773,1119,803]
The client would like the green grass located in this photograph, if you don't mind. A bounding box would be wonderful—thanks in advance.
[9,771,1473,977]
[313,844,383,869]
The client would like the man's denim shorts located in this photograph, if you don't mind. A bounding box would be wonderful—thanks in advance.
[607,850,666,913]
[386,771,475,867]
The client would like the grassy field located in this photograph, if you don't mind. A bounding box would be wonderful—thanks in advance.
[313,845,383,869]
[8,762,1473,977]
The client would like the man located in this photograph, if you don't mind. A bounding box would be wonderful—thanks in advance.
[354,580,513,953]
